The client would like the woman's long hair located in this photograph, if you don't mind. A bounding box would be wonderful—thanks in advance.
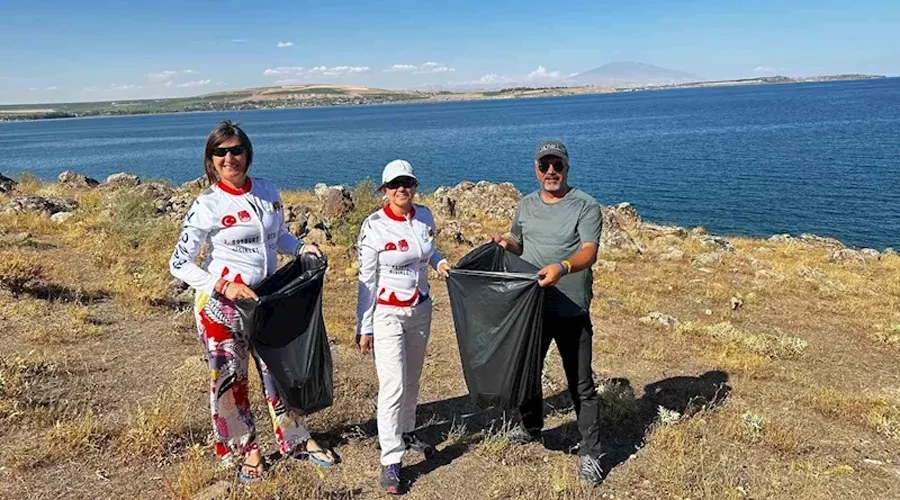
[203,120,253,185]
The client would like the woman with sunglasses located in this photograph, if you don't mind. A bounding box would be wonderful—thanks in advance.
[169,120,335,483]
[356,159,451,494]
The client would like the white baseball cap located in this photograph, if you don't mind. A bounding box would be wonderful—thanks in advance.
[380,159,417,188]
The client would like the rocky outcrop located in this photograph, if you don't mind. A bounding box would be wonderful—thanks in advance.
[315,184,355,220]
[7,195,78,215]
[698,235,735,253]
[432,181,522,221]
[600,204,643,254]
[830,248,880,263]
[769,233,846,249]
[104,172,141,189]
[180,176,210,191]
[58,170,99,189]
[283,204,312,238]
[0,173,17,193]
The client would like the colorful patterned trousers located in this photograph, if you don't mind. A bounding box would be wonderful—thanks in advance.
[195,291,311,460]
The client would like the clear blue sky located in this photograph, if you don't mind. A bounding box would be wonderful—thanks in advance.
[2,0,898,104]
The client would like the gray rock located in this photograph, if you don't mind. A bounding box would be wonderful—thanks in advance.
[50,211,75,224]
[104,172,141,189]
[692,252,723,266]
[658,247,685,261]
[7,195,78,215]
[319,186,354,220]
[432,181,522,221]
[180,176,210,191]
[600,205,643,254]
[58,170,99,189]
[643,223,688,238]
[768,234,795,244]
[830,248,879,263]
[0,173,17,193]
[699,236,735,253]
[798,233,845,249]
[606,202,641,229]
[305,228,329,245]
[639,312,679,328]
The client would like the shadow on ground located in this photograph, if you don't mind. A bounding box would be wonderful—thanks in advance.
[321,370,731,490]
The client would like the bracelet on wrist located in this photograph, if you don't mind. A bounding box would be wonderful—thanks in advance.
[562,259,573,274]
[558,262,568,275]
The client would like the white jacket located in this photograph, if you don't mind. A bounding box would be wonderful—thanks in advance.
[356,204,447,336]
[169,177,302,294]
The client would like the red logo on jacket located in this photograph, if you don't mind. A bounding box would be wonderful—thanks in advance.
[238,210,251,222]
[222,215,236,227]
[399,239,409,252]
[385,242,397,251]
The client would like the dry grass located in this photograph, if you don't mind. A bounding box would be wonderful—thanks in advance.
[0,250,45,297]
[676,321,808,359]
[10,410,111,469]
[805,386,900,441]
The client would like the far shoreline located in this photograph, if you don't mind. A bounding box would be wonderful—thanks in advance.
[0,74,891,125]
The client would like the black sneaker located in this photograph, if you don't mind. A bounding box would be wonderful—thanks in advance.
[381,463,402,495]
[402,432,436,459]
[507,423,542,444]
[578,454,604,486]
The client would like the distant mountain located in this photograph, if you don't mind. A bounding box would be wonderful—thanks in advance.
[570,61,702,87]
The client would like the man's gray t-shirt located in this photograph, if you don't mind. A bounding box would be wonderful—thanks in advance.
[510,188,602,317]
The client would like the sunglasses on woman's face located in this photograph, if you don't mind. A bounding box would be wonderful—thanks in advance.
[538,159,567,173]
[212,145,246,157]
[385,177,417,190]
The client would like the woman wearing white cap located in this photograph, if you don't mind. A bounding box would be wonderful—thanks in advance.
[356,159,450,494]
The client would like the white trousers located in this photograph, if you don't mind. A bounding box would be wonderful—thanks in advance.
[373,300,432,465]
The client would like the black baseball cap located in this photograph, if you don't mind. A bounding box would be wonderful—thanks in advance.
[534,140,569,161]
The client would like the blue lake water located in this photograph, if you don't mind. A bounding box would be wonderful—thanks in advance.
[2,78,899,248]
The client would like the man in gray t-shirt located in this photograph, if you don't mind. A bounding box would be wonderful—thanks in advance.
[491,140,604,485]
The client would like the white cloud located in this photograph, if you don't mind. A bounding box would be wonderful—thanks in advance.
[386,64,418,73]
[215,81,227,86]
[28,87,39,91]
[277,41,295,48]
[147,70,178,81]
[385,62,456,74]
[147,69,198,81]
[478,73,503,84]
[526,65,563,81]
[754,66,777,74]
[176,79,212,88]
[264,65,370,80]
[45,86,57,90]
[232,39,248,43]
[26,86,57,91]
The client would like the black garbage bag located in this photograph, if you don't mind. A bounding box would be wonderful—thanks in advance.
[234,254,333,415]
[446,243,545,409]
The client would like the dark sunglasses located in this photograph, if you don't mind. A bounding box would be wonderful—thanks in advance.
[538,159,567,173]
[384,177,418,190]
[212,145,247,157]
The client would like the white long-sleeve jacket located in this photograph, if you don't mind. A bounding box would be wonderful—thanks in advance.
[356,204,447,336]
[169,177,302,294]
